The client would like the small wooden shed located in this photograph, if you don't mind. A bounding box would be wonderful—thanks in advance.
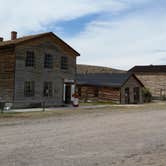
[76,73,144,104]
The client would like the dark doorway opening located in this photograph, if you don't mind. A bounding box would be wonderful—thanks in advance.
[134,87,140,104]
[125,88,130,104]
[65,85,71,104]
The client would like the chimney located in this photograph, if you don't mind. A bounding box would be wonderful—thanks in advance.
[11,31,17,40]
[0,37,3,42]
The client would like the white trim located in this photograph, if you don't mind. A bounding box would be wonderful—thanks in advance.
[63,84,66,101]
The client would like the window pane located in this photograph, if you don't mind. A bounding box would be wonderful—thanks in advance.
[43,82,53,97]
[24,81,35,97]
[26,51,35,67]
[61,56,68,70]
[44,54,53,69]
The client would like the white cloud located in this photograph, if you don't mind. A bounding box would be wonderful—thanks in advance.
[0,0,152,38]
[0,0,129,38]
[67,5,166,69]
[0,0,165,70]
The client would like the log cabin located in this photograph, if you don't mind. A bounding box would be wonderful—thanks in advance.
[76,73,144,104]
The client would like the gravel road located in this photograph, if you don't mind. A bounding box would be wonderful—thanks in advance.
[0,105,166,166]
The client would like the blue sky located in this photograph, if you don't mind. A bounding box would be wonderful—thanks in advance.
[0,0,166,69]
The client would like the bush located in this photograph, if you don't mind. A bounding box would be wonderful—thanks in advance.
[161,95,166,101]
[142,88,152,103]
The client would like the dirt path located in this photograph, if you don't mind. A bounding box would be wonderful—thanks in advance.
[0,105,166,165]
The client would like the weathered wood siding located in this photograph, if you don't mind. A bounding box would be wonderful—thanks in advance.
[121,75,143,104]
[78,85,120,103]
[0,47,15,102]
[98,87,120,102]
[14,36,76,107]
[78,76,143,104]
[134,73,166,99]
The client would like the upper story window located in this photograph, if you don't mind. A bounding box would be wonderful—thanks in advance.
[43,82,53,97]
[25,51,35,67]
[44,54,53,69]
[61,56,68,70]
[24,81,35,97]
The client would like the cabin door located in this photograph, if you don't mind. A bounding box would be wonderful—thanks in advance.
[134,87,140,104]
[125,88,130,104]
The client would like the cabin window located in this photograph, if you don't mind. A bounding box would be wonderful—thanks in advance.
[25,51,35,67]
[44,54,53,69]
[43,82,53,97]
[61,56,68,70]
[24,81,35,97]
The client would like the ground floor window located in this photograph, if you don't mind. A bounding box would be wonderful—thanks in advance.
[24,81,35,97]
[43,82,53,97]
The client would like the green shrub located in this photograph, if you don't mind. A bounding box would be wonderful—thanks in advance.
[142,88,152,103]
[161,95,166,101]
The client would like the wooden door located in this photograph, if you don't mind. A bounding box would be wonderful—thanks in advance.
[134,87,140,104]
[125,88,130,104]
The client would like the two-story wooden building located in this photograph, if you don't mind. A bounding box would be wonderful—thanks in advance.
[0,31,80,108]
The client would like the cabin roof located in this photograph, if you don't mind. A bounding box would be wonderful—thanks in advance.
[76,73,143,88]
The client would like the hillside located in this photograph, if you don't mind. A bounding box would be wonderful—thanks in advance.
[77,64,126,74]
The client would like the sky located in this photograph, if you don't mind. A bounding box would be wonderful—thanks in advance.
[0,0,166,70]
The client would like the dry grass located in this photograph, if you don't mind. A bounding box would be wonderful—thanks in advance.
[0,102,165,121]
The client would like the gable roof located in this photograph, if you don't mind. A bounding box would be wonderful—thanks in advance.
[129,65,166,73]
[76,73,144,88]
[0,32,80,56]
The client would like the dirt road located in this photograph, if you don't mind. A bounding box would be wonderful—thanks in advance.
[0,105,166,165]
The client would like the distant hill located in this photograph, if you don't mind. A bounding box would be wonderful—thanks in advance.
[77,64,126,74]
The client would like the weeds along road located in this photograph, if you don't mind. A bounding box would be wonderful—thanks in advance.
[0,104,166,166]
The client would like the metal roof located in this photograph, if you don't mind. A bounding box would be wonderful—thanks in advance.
[76,73,133,88]
[129,65,166,73]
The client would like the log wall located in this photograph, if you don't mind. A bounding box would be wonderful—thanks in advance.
[0,47,15,102]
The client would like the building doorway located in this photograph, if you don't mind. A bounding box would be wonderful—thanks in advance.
[134,87,140,104]
[65,84,71,104]
[125,88,130,104]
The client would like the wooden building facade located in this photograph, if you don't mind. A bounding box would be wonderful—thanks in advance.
[129,65,166,100]
[0,31,80,108]
[77,73,144,104]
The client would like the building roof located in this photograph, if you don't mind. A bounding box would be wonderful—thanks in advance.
[0,32,80,56]
[76,73,143,88]
[129,65,166,73]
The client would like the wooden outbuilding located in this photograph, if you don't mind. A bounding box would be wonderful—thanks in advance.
[129,65,166,100]
[76,73,144,104]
